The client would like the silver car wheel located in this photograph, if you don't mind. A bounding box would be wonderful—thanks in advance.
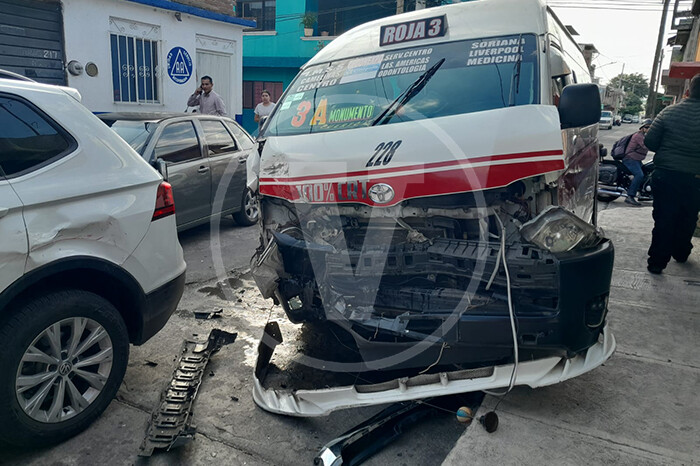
[15,317,113,423]
[244,190,259,222]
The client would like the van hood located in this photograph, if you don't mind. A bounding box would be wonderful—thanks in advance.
[255,104,565,207]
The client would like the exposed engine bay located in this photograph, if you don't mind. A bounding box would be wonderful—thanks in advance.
[252,177,612,372]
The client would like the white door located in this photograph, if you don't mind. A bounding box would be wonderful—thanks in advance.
[0,178,27,292]
[197,51,231,116]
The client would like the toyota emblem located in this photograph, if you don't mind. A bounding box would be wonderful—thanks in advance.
[368,183,395,204]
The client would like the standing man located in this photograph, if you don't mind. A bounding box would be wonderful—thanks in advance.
[254,89,276,132]
[644,74,700,274]
[187,75,227,116]
[622,118,652,206]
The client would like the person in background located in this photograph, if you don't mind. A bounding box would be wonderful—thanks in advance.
[643,73,700,274]
[187,76,227,116]
[622,118,652,206]
[254,90,276,132]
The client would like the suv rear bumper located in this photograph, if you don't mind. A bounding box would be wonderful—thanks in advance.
[136,271,185,344]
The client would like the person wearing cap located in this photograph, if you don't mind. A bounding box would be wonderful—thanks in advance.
[643,73,700,274]
[622,119,652,206]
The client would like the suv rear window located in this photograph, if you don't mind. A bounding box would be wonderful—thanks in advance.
[0,95,74,176]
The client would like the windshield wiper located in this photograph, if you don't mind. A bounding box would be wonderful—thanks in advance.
[508,34,524,107]
[372,58,446,126]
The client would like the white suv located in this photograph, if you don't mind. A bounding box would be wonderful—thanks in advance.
[0,78,186,446]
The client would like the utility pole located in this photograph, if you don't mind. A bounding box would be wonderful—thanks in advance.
[646,0,671,117]
[652,49,665,115]
[397,0,404,14]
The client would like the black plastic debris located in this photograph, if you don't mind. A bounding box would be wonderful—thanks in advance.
[193,309,224,320]
[314,393,481,466]
[138,329,237,457]
[255,321,283,383]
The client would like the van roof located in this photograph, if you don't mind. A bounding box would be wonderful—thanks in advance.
[306,0,550,68]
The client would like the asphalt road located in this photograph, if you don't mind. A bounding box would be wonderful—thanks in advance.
[598,121,640,154]
[2,122,662,465]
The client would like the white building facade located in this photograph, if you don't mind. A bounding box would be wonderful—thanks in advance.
[61,0,253,121]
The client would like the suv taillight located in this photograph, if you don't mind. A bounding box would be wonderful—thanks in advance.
[152,182,175,221]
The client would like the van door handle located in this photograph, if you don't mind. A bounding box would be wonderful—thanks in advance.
[198,166,210,174]
[0,207,8,219]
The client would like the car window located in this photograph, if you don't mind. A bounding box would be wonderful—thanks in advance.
[0,95,74,176]
[106,119,158,155]
[201,120,238,155]
[226,122,255,151]
[154,121,201,164]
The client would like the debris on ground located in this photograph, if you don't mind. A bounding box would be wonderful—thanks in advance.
[314,394,481,466]
[193,309,224,320]
[138,329,237,457]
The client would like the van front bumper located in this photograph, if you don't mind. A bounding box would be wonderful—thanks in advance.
[268,233,614,370]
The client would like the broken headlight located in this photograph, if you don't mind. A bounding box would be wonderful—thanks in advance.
[520,206,604,253]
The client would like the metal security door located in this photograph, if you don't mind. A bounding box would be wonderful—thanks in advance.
[0,0,65,84]
[196,51,231,115]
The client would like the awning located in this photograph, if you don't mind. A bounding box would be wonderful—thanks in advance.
[668,61,700,79]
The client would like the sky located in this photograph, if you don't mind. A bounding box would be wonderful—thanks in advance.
[546,0,694,85]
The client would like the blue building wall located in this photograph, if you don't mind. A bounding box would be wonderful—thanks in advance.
[241,0,331,133]
[241,1,466,133]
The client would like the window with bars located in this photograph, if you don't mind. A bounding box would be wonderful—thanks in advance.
[236,1,276,31]
[110,34,160,103]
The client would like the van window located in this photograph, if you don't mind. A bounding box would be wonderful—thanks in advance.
[264,34,539,137]
[0,95,74,176]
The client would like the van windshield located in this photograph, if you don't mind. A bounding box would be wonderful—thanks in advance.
[263,34,539,137]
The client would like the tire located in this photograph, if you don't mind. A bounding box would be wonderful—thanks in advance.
[0,290,129,447]
[233,188,259,226]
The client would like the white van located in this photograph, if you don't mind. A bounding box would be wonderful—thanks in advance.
[249,0,614,415]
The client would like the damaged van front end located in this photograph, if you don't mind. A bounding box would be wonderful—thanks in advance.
[249,1,615,416]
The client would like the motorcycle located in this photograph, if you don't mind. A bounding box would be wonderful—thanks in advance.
[597,145,654,202]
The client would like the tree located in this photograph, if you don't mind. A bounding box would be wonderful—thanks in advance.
[609,73,649,115]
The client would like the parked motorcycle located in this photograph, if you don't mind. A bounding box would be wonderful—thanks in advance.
[597,146,654,202]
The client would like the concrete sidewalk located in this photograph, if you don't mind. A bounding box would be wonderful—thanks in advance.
[443,202,700,465]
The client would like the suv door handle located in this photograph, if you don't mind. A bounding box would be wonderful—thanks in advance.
[238,156,247,164]
[198,166,210,174]
[0,207,8,219]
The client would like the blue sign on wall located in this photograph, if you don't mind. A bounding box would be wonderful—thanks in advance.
[167,47,193,84]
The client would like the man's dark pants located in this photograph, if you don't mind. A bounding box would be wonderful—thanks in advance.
[648,168,700,269]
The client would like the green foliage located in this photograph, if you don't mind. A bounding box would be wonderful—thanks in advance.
[300,12,317,28]
[623,94,644,115]
[609,73,650,99]
[609,73,648,115]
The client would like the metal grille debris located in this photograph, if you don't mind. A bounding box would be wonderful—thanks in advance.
[138,329,237,457]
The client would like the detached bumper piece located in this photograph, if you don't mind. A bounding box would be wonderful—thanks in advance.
[315,394,480,466]
[253,323,615,417]
[139,329,237,457]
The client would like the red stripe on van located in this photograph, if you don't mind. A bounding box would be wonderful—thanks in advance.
[259,149,564,183]
[259,158,565,206]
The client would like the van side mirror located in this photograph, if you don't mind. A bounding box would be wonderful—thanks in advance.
[154,158,169,180]
[558,84,601,129]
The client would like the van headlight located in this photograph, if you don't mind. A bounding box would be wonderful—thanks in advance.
[520,206,604,253]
